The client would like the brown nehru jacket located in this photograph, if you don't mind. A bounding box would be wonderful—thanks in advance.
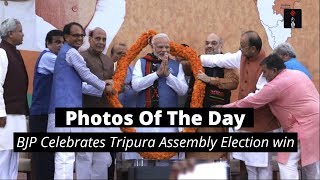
[81,48,114,107]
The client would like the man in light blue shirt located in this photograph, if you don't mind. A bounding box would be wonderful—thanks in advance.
[273,42,311,79]
[29,29,64,180]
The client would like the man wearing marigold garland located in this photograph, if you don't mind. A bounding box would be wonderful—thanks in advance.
[130,33,188,164]
[200,31,281,179]
[185,33,239,162]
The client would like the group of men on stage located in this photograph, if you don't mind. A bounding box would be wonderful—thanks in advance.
[0,18,318,180]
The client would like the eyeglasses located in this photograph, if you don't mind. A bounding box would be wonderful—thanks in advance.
[70,33,85,38]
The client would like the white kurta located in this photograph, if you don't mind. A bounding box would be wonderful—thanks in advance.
[0,115,27,150]
[124,59,187,161]
[0,48,27,150]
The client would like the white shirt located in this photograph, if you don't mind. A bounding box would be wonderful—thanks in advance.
[200,50,267,95]
[37,48,56,74]
[132,59,188,96]
[0,48,8,117]
[201,50,273,167]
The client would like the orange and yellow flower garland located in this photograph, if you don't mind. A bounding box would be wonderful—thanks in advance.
[106,30,206,160]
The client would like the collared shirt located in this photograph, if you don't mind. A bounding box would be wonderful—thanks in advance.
[285,58,312,79]
[37,48,56,74]
[224,69,319,166]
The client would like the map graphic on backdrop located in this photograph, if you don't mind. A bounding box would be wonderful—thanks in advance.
[0,0,319,97]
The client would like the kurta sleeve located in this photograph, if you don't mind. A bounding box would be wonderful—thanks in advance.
[132,59,159,92]
[82,82,103,97]
[223,83,279,109]
[200,50,242,69]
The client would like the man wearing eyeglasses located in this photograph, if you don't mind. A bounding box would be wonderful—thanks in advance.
[29,29,64,180]
[200,31,281,179]
[0,18,28,180]
[47,22,115,179]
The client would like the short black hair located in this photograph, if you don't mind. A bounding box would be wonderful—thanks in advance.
[243,31,262,52]
[260,54,286,70]
[63,22,84,36]
[45,30,63,48]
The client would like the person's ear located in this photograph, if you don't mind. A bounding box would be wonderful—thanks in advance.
[272,68,278,74]
[148,37,153,47]
[7,31,14,38]
[251,46,257,53]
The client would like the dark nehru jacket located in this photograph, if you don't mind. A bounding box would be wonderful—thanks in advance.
[80,48,114,107]
[0,40,29,115]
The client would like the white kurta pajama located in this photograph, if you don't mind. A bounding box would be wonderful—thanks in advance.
[123,59,187,164]
[201,51,278,179]
[224,69,320,179]
[0,48,27,179]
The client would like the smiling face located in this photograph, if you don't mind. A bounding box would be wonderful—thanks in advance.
[64,24,85,49]
[152,37,170,60]
[205,33,222,54]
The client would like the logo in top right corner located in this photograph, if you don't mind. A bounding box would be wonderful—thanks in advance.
[284,9,302,28]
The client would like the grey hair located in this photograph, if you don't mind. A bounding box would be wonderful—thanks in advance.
[0,18,21,38]
[273,42,296,58]
[151,33,170,45]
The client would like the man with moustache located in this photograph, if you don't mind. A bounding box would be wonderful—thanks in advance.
[200,31,280,179]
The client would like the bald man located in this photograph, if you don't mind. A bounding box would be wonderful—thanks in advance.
[76,27,115,180]
[204,33,224,55]
[200,31,281,180]
[185,33,239,161]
